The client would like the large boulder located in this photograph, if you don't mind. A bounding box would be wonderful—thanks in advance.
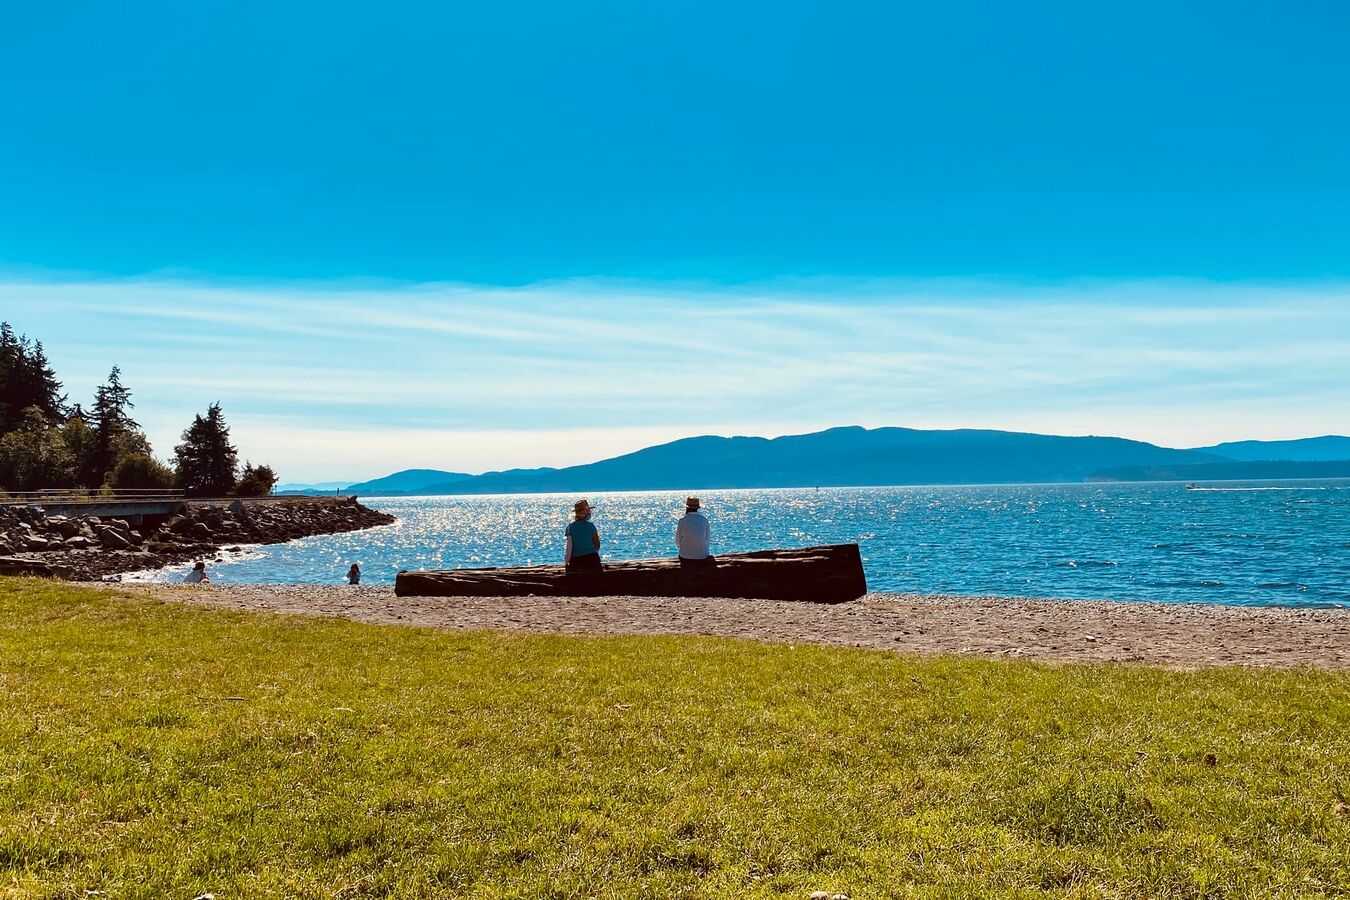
[97,527,134,551]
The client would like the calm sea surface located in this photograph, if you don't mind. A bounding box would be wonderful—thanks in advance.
[130,482,1350,607]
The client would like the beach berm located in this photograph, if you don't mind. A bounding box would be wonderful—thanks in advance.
[107,580,1350,669]
[3,578,1349,897]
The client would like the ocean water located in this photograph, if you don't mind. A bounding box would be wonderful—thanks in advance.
[130,482,1350,608]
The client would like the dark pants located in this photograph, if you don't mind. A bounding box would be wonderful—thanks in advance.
[567,552,603,574]
[679,555,717,570]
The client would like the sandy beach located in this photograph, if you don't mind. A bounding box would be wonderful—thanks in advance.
[96,583,1350,670]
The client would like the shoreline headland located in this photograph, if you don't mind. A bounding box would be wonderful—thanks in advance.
[0,496,394,581]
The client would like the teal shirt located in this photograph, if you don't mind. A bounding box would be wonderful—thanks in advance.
[566,520,599,556]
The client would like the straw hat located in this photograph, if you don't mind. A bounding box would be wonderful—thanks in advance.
[573,499,592,516]
[685,497,700,511]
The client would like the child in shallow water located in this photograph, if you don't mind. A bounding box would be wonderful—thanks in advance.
[347,563,361,585]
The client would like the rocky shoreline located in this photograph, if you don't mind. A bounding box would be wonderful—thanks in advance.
[0,496,394,581]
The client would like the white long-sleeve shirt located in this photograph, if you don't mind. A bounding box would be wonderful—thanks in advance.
[674,511,711,559]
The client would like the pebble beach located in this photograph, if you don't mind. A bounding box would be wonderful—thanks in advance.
[97,583,1350,670]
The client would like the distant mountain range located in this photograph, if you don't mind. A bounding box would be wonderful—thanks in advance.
[344,469,474,495]
[274,481,351,495]
[344,466,557,496]
[327,427,1350,496]
[1190,436,1350,462]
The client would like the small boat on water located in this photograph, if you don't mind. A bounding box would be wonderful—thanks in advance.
[395,543,867,604]
[1186,483,1200,490]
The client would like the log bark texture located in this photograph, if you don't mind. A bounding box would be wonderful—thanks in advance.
[395,544,867,604]
[0,556,72,579]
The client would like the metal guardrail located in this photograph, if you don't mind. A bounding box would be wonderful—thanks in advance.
[0,488,187,506]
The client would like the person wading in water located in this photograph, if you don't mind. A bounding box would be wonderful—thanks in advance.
[564,499,602,573]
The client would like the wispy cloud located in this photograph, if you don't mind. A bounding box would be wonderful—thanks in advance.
[3,274,1348,480]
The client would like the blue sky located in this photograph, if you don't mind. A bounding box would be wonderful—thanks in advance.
[2,2,1348,480]
[5,277,1348,480]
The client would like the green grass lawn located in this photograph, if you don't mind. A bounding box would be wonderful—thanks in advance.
[2,580,1348,899]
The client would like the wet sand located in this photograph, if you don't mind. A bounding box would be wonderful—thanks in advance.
[93,583,1350,670]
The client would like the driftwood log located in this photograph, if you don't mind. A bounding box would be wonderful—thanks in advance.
[0,556,72,579]
[395,544,867,604]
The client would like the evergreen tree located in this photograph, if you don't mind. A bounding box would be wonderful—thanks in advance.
[90,366,140,484]
[0,323,17,365]
[23,342,66,419]
[235,461,279,497]
[0,324,66,436]
[0,323,19,434]
[174,402,239,497]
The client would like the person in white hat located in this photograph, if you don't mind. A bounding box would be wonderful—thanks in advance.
[564,499,603,572]
[675,497,714,568]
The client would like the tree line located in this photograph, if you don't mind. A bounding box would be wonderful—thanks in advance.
[0,323,277,497]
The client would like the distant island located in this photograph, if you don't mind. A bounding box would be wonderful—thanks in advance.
[288,426,1350,496]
